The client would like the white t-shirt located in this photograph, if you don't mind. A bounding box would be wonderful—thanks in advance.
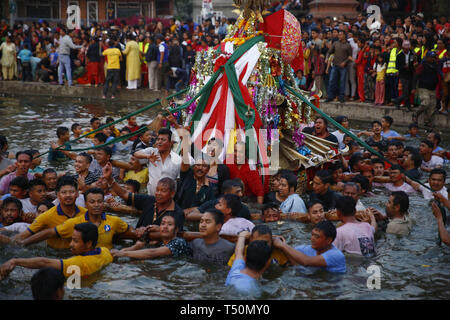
[331,130,346,150]
[139,147,182,196]
[333,222,375,256]
[53,193,86,208]
[2,222,30,233]
[421,156,444,170]
[20,198,37,213]
[219,217,255,236]
[420,184,448,200]
[385,182,416,193]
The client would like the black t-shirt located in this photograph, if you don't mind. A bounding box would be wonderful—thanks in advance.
[263,191,281,205]
[175,168,217,209]
[309,188,339,211]
[126,193,185,230]
[197,198,252,221]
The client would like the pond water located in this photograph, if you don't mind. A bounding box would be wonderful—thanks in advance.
[0,96,449,300]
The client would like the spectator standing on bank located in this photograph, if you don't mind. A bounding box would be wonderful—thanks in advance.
[122,33,141,90]
[57,28,82,86]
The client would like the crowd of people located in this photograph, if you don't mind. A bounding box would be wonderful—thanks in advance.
[0,108,448,298]
[0,10,449,119]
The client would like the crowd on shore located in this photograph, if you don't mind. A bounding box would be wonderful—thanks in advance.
[0,10,448,121]
[0,109,448,298]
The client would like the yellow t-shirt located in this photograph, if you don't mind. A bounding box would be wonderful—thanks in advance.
[60,247,113,278]
[55,212,129,249]
[103,48,122,70]
[82,128,97,140]
[227,245,289,267]
[27,205,86,249]
[124,168,149,191]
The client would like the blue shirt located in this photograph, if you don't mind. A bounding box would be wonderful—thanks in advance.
[49,52,59,65]
[225,259,261,296]
[280,194,307,214]
[381,130,401,139]
[294,245,346,274]
[18,49,32,63]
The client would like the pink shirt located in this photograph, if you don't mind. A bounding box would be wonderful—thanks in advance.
[0,172,34,194]
[333,222,375,256]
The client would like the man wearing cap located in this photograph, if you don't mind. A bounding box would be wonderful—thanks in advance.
[413,51,440,128]
[57,28,83,86]
[394,40,416,111]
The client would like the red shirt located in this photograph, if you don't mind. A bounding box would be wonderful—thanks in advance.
[227,163,265,198]
[125,125,140,141]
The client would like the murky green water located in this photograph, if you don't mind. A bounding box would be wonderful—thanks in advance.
[0,96,449,300]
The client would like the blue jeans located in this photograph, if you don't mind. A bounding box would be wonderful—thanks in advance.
[328,66,347,100]
[58,54,72,86]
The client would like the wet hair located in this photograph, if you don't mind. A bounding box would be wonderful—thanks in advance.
[313,220,337,241]
[315,170,333,184]
[90,117,100,124]
[251,224,272,237]
[43,168,57,177]
[1,196,23,212]
[15,150,32,161]
[37,200,55,211]
[157,177,176,192]
[56,126,69,138]
[78,152,93,163]
[94,132,108,143]
[83,187,105,201]
[349,154,364,171]
[28,179,46,191]
[421,140,434,149]
[246,241,272,271]
[404,146,418,154]
[221,179,242,194]
[371,158,384,166]
[124,179,141,193]
[408,123,418,130]
[409,152,422,169]
[371,120,382,127]
[328,161,343,173]
[335,195,356,216]
[55,176,78,192]
[220,194,242,217]
[31,268,65,300]
[71,123,81,131]
[262,202,280,214]
[0,135,8,150]
[204,208,225,225]
[74,222,98,248]
[382,116,393,127]
[351,175,370,193]
[10,176,29,190]
[306,199,324,211]
[344,181,361,193]
[279,171,297,191]
[390,164,403,172]
[430,132,441,145]
[391,191,409,214]
[158,127,172,141]
[430,168,446,180]
[96,146,113,157]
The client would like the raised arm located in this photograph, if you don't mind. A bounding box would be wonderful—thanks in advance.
[102,163,129,201]
[235,231,251,261]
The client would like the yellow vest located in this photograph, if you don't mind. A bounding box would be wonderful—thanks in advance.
[139,42,149,64]
[414,46,427,60]
[438,49,447,60]
[386,48,402,74]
